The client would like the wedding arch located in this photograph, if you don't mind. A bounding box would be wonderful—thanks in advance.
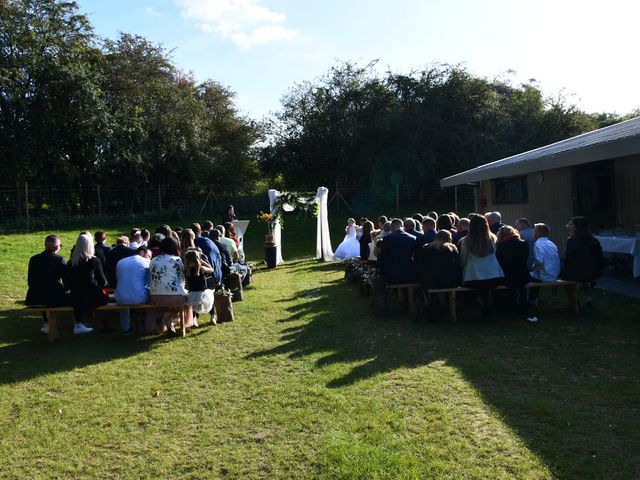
[268,187,335,265]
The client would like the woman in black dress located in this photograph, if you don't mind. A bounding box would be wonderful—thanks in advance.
[561,216,604,306]
[359,220,374,262]
[495,225,531,310]
[419,230,461,319]
[66,233,109,334]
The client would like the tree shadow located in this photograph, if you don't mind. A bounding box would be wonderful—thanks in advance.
[246,259,640,479]
[0,307,201,386]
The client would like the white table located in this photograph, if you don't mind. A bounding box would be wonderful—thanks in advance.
[595,235,640,279]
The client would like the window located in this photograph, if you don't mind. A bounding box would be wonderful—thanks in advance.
[493,176,528,204]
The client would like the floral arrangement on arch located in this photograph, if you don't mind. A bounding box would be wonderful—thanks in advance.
[258,192,318,232]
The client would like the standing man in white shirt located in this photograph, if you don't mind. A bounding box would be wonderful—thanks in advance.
[114,246,152,334]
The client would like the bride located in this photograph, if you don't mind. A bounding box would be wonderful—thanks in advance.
[334,218,361,259]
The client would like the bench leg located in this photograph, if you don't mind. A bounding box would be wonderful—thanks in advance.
[408,287,416,317]
[47,312,59,342]
[566,284,580,315]
[180,308,187,337]
[448,292,457,323]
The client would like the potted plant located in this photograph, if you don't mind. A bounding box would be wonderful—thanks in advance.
[257,212,277,268]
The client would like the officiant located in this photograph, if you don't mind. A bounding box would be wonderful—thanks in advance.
[222,204,237,224]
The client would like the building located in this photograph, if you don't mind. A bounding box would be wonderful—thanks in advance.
[440,116,640,254]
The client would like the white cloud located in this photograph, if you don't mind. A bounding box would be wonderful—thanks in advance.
[145,6,163,17]
[176,0,307,49]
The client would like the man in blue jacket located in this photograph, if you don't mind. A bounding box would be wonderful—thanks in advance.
[190,223,222,286]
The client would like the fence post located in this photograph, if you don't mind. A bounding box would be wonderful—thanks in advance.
[25,182,30,230]
[158,184,162,211]
[97,185,102,217]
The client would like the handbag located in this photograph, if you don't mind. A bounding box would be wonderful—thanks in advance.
[214,289,234,322]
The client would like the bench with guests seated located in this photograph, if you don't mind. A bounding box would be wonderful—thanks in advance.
[22,221,254,342]
[348,210,603,323]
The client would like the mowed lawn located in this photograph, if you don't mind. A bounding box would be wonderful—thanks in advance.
[1,218,639,479]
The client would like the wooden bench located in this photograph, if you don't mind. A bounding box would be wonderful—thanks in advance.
[23,303,189,342]
[386,280,580,322]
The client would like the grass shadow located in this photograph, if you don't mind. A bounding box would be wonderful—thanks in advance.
[247,259,640,479]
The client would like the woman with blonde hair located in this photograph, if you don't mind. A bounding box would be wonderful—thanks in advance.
[65,233,109,334]
[459,214,504,315]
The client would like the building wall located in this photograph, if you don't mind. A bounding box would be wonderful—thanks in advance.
[614,154,640,229]
[477,167,574,254]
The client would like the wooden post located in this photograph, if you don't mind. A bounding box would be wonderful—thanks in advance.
[97,185,102,217]
[24,182,29,230]
[47,312,59,342]
[448,291,457,323]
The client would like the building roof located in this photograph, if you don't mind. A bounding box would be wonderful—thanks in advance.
[440,116,640,187]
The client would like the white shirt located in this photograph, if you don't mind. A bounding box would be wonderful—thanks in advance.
[531,237,561,282]
[115,255,150,305]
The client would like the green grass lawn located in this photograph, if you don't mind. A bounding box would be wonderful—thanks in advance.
[1,217,639,479]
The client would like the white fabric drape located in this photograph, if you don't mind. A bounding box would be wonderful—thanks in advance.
[268,189,284,265]
[315,186,335,261]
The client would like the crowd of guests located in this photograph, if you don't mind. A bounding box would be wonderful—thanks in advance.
[25,206,251,336]
[353,211,604,318]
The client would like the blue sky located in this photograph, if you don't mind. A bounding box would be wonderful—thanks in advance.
[75,0,640,120]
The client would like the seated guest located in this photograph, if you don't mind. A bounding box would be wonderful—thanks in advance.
[359,221,375,260]
[222,204,237,224]
[201,221,215,238]
[459,215,504,315]
[528,223,561,306]
[216,224,238,262]
[448,212,460,229]
[224,222,240,250]
[377,216,388,231]
[140,229,150,246]
[421,217,437,243]
[95,231,111,256]
[496,226,531,309]
[191,223,222,287]
[66,233,110,334]
[485,211,506,235]
[368,230,379,263]
[129,232,143,249]
[150,237,188,335]
[130,227,141,239]
[452,218,470,245]
[515,218,535,270]
[412,214,424,232]
[404,218,423,240]
[427,211,438,221]
[561,216,604,306]
[377,218,417,285]
[436,214,454,233]
[147,233,164,258]
[115,246,152,334]
[105,236,135,287]
[209,229,232,279]
[25,234,69,334]
[530,223,561,283]
[184,250,215,326]
[155,225,171,237]
[419,230,461,290]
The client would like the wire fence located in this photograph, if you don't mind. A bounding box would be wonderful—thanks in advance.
[0,183,476,231]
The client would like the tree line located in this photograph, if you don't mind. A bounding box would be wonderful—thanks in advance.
[1,0,259,198]
[2,0,638,211]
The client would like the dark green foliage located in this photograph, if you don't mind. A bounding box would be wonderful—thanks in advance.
[0,0,260,199]
[260,62,605,197]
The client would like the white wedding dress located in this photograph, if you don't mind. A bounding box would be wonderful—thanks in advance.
[334,225,360,259]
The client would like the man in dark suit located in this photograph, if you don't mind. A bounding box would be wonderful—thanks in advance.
[25,234,69,334]
[421,217,437,244]
[105,236,136,288]
[377,218,417,285]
